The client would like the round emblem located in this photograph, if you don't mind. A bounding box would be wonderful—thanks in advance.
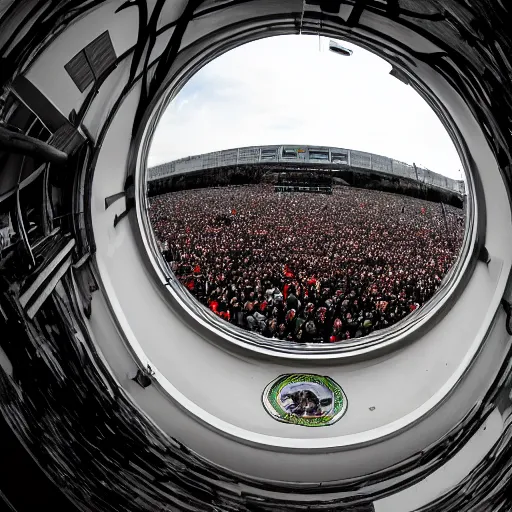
[262,374,347,427]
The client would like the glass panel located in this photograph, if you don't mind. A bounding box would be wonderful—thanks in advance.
[331,152,348,164]
[282,148,298,158]
[146,35,468,346]
[309,150,329,160]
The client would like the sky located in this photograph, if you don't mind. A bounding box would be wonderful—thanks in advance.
[148,35,463,180]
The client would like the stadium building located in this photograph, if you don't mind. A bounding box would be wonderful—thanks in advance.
[148,144,465,206]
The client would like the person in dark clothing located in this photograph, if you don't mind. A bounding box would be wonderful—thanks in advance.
[262,318,278,338]
[286,288,299,312]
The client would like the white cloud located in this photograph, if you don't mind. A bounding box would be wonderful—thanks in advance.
[149,35,463,179]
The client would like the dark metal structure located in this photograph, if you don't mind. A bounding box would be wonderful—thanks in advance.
[0,1,511,511]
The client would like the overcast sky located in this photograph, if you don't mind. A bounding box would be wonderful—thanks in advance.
[149,35,463,179]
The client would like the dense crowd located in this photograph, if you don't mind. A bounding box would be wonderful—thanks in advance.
[149,184,465,343]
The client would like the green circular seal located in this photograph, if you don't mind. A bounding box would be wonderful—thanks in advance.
[262,374,347,427]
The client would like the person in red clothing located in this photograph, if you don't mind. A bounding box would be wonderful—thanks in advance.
[330,318,343,342]
[209,299,219,313]
[284,264,294,278]
[283,283,290,300]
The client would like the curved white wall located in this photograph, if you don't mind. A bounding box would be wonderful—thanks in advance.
[15,0,512,494]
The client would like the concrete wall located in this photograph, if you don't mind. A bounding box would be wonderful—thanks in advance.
[23,2,139,123]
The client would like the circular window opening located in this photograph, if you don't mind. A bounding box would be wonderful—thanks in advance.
[143,35,470,349]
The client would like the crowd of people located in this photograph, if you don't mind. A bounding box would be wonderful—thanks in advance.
[149,184,465,343]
